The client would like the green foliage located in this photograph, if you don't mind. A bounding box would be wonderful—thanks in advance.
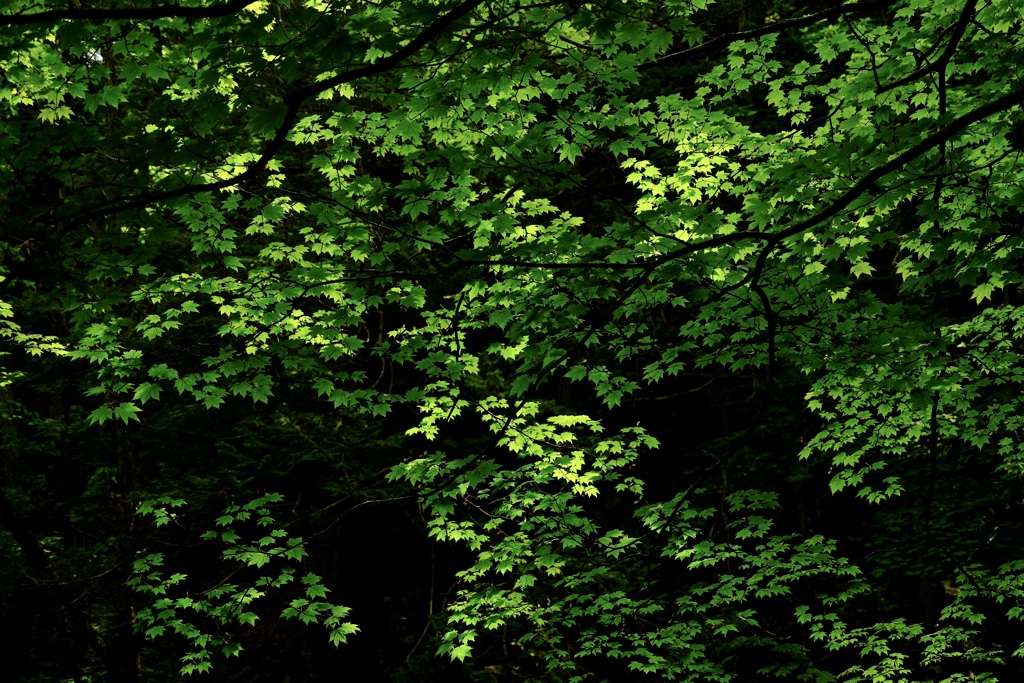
[3,0,1024,680]
[130,494,357,675]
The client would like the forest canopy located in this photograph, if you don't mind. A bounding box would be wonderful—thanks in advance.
[2,0,1024,681]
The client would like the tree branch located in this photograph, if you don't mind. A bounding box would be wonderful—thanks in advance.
[62,0,486,230]
[466,85,1024,275]
[764,84,1024,247]
[877,0,978,94]
[645,0,892,68]
[0,0,252,25]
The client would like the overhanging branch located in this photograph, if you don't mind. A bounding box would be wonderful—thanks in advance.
[877,0,977,94]
[62,0,486,229]
[646,0,892,67]
[467,85,1024,273]
[0,0,252,25]
[765,85,1024,247]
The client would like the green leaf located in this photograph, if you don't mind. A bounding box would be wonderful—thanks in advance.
[114,402,143,423]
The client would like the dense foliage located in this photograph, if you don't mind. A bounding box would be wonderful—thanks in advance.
[3,0,1024,681]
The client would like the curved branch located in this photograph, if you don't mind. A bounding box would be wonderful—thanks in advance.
[467,84,1024,277]
[0,0,252,25]
[63,0,485,229]
[646,0,892,68]
[762,84,1024,248]
[722,83,1024,301]
[878,0,978,94]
